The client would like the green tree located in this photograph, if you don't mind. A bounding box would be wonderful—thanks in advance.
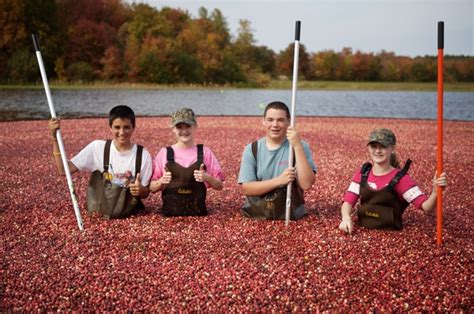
[138,52,168,83]
[171,52,203,83]
[7,47,37,83]
[253,45,276,77]
[210,9,230,47]
[411,58,436,82]
[66,61,95,82]
[233,19,255,71]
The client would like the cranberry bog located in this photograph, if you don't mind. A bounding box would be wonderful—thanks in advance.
[1,116,472,311]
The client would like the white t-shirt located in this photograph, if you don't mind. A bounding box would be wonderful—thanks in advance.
[71,140,153,186]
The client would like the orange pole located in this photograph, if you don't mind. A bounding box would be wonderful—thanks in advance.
[436,22,444,245]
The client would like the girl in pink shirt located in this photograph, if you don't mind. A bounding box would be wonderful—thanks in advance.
[339,128,447,233]
[150,108,224,216]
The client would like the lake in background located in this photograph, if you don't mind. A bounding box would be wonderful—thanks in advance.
[0,89,473,121]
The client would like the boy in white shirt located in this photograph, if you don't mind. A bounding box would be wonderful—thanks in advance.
[48,105,152,218]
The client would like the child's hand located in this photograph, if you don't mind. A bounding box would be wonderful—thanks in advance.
[278,167,296,186]
[161,168,172,185]
[129,173,142,197]
[149,168,172,193]
[286,127,302,148]
[48,118,60,139]
[193,164,207,182]
[339,219,354,234]
[433,172,447,190]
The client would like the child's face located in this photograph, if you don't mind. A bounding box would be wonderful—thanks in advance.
[110,118,134,147]
[172,123,196,145]
[262,108,290,142]
[368,142,394,166]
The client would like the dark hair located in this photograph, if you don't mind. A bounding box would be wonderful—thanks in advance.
[263,101,290,119]
[109,105,135,128]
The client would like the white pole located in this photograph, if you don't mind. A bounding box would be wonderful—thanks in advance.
[285,21,301,226]
[32,34,84,231]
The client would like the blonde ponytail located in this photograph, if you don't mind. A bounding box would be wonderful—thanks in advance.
[390,152,400,169]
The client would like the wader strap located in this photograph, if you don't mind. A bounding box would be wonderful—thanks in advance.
[104,140,143,176]
[197,144,204,164]
[135,145,143,176]
[360,162,372,187]
[251,141,258,160]
[104,140,112,172]
[166,146,175,164]
[387,159,412,189]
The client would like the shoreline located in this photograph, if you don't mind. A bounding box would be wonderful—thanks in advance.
[2,80,474,92]
[2,114,474,123]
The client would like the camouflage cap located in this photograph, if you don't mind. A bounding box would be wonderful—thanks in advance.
[170,108,197,127]
[367,128,396,147]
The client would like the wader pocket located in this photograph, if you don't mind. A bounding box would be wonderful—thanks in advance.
[87,170,143,219]
[162,184,207,216]
[241,186,305,220]
[357,205,403,230]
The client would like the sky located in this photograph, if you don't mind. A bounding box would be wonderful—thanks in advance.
[126,0,473,57]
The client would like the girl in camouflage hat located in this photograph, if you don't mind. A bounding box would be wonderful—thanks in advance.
[149,108,225,216]
[338,128,447,233]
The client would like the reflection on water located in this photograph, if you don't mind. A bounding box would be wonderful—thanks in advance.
[0,89,473,121]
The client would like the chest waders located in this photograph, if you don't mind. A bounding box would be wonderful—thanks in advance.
[241,141,305,220]
[162,144,207,216]
[357,160,412,230]
[87,140,144,219]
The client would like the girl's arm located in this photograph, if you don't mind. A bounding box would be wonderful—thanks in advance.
[149,169,172,193]
[194,164,223,190]
[339,201,355,234]
[203,173,223,190]
[421,172,447,213]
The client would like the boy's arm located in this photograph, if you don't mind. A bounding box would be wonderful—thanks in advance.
[293,143,316,191]
[131,150,154,198]
[241,174,291,196]
[239,141,298,196]
[287,127,315,191]
[129,174,150,198]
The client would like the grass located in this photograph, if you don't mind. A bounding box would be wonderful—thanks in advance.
[1,80,474,91]
[269,80,474,91]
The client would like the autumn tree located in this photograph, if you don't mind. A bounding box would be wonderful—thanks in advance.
[310,50,339,80]
[0,0,65,83]
[2,1,473,84]
[276,43,311,80]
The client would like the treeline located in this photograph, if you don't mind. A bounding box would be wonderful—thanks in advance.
[1,0,473,86]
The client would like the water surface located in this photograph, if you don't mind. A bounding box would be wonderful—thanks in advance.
[0,89,472,121]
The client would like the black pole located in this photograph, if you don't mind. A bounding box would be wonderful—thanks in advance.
[295,21,301,41]
[438,21,444,49]
[32,34,41,52]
